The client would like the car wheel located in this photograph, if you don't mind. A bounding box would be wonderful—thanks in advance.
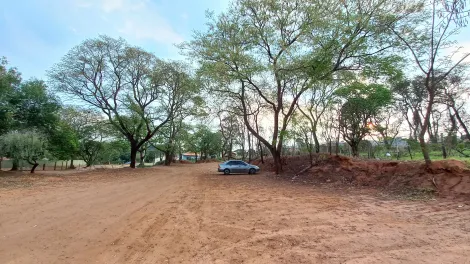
[224,169,230,175]
[249,168,255,175]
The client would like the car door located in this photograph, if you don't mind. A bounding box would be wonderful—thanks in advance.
[227,161,238,173]
[237,161,249,173]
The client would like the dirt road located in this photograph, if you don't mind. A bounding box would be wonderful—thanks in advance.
[1,163,469,264]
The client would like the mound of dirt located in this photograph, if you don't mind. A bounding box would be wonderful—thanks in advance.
[255,154,470,197]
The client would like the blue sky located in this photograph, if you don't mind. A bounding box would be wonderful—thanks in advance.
[1,0,469,81]
[1,0,229,80]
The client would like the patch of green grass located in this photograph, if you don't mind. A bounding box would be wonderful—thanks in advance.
[357,150,470,164]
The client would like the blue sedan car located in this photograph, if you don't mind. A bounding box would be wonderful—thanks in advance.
[218,160,260,175]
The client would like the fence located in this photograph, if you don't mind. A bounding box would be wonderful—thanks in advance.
[0,159,126,171]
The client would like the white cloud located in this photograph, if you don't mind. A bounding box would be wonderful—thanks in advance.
[76,0,184,46]
[101,0,125,12]
[120,19,184,44]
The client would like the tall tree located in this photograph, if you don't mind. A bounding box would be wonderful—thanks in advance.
[441,72,470,140]
[10,79,60,132]
[0,57,21,135]
[336,82,392,157]
[149,61,203,165]
[390,0,470,165]
[373,104,404,151]
[297,82,336,153]
[184,0,418,173]
[47,121,79,167]
[48,36,184,168]
[1,130,47,173]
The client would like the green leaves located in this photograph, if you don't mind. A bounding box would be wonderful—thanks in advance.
[0,58,21,135]
[10,79,60,132]
[0,130,47,164]
[335,82,392,113]
[336,82,392,154]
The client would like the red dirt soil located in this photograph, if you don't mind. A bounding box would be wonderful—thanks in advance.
[254,155,470,198]
[1,163,470,263]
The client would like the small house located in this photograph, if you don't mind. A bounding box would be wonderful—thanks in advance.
[181,152,198,161]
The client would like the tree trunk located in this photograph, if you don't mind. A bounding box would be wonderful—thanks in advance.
[453,107,470,140]
[241,141,245,161]
[228,140,233,159]
[164,151,172,166]
[313,132,320,154]
[54,161,57,170]
[418,133,431,165]
[273,149,282,174]
[442,144,447,159]
[30,163,39,173]
[351,143,360,157]
[328,139,332,155]
[335,131,340,156]
[0,158,2,170]
[11,159,18,171]
[139,148,146,167]
[419,105,433,166]
[195,152,198,162]
[248,132,252,162]
[69,158,75,169]
[130,145,138,168]
[258,141,264,164]
[407,145,413,160]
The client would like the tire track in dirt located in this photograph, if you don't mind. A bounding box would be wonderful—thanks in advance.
[191,170,470,263]
[1,163,470,263]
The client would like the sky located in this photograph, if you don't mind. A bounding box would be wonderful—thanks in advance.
[1,0,229,80]
[1,0,469,81]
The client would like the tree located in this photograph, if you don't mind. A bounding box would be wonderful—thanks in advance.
[1,130,47,173]
[98,139,130,164]
[390,0,470,165]
[336,82,392,157]
[149,61,203,166]
[184,0,418,174]
[373,104,404,151]
[58,106,108,167]
[393,76,429,140]
[290,112,315,165]
[0,57,21,136]
[47,121,79,167]
[297,82,336,153]
[199,129,223,160]
[48,36,184,168]
[187,125,222,161]
[218,112,240,160]
[10,79,60,132]
[151,118,186,165]
[441,72,470,140]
